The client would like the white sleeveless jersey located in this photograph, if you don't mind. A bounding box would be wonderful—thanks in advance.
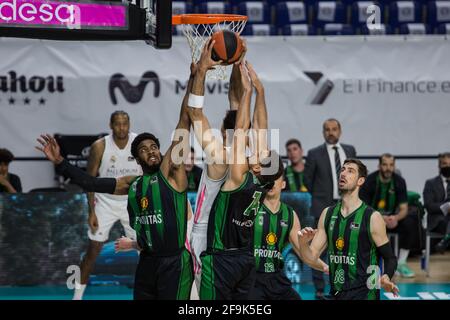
[193,167,228,225]
[95,133,142,205]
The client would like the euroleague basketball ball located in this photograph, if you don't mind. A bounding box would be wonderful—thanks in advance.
[211,30,244,65]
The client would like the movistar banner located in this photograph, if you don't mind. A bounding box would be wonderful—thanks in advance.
[0,36,449,158]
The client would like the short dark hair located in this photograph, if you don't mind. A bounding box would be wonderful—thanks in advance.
[110,110,129,124]
[222,110,237,130]
[0,148,14,164]
[438,152,450,159]
[285,138,302,149]
[323,118,341,130]
[379,153,395,164]
[343,158,367,178]
[131,132,160,159]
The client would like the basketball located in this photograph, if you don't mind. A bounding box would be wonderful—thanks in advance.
[210,30,244,65]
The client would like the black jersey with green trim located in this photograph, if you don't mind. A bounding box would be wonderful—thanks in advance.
[127,171,187,255]
[206,171,268,252]
[324,201,380,298]
[253,202,294,273]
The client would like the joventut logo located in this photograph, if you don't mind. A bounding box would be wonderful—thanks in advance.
[109,71,160,105]
[304,71,334,105]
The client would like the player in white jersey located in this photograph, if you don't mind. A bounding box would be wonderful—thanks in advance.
[73,111,142,300]
[187,46,246,293]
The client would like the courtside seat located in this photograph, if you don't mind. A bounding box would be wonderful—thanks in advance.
[242,23,277,35]
[351,1,386,28]
[322,23,355,35]
[198,2,232,14]
[312,1,347,28]
[388,1,422,29]
[361,23,393,35]
[237,1,271,24]
[172,1,194,16]
[283,24,317,35]
[399,23,431,34]
[437,23,450,34]
[427,1,450,31]
[276,2,308,28]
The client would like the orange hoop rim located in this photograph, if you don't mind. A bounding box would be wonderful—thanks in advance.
[172,14,248,25]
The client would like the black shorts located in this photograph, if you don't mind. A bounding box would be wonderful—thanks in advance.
[249,271,301,300]
[199,250,256,300]
[331,286,380,300]
[134,248,193,300]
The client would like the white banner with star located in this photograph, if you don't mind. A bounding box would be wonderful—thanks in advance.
[1,36,450,160]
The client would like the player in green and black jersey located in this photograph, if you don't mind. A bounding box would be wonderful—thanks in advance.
[35,61,223,299]
[199,62,285,300]
[298,159,400,300]
[250,171,328,300]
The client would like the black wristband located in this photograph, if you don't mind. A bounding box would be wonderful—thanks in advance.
[55,159,116,194]
[377,242,398,279]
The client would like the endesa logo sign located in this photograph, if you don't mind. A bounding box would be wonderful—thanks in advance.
[0,0,128,30]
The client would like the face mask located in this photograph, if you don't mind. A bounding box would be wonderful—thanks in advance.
[440,166,450,178]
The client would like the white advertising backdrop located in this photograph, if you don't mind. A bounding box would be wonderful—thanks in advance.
[1,36,449,192]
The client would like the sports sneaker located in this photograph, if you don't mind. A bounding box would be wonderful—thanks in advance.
[397,263,415,278]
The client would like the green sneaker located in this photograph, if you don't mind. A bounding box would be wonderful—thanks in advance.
[397,263,415,278]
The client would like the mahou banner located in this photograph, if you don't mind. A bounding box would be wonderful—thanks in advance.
[0,36,449,157]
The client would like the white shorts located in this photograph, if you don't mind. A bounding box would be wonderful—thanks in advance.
[88,198,136,242]
[190,223,208,292]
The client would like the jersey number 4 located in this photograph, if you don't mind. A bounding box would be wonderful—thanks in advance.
[243,191,262,217]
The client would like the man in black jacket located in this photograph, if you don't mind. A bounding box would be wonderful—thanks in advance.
[423,152,450,253]
[303,118,356,299]
[360,153,416,278]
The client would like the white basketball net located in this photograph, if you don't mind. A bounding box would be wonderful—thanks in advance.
[180,19,247,80]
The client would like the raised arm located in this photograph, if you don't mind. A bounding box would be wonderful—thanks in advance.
[222,63,253,190]
[36,134,134,195]
[159,62,202,192]
[247,62,268,161]
[187,39,227,180]
[228,40,247,110]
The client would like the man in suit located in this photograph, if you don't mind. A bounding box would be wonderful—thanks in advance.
[423,152,450,253]
[303,118,356,299]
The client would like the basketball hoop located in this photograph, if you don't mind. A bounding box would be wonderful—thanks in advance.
[172,14,248,80]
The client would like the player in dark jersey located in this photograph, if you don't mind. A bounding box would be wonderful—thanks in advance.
[298,159,400,300]
[250,168,328,300]
[196,60,285,300]
[34,62,220,300]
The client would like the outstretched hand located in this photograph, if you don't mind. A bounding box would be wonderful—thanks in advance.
[298,227,317,244]
[239,62,252,92]
[114,236,134,253]
[246,62,263,91]
[233,38,247,65]
[380,275,400,297]
[197,38,223,72]
[35,134,63,164]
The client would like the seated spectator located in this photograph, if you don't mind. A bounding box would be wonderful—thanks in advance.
[283,138,308,192]
[360,153,416,278]
[423,152,450,253]
[185,147,202,192]
[0,148,22,193]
